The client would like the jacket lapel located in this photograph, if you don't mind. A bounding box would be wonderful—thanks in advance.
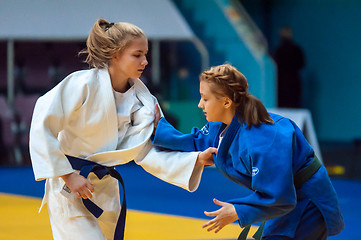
[216,115,240,163]
[97,68,118,151]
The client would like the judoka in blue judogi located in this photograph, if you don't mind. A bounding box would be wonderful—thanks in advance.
[152,64,344,239]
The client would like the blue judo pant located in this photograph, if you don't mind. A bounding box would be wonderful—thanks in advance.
[263,202,327,240]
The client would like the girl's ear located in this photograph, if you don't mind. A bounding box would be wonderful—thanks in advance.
[112,50,122,60]
[223,97,233,109]
[109,52,119,67]
[112,52,119,60]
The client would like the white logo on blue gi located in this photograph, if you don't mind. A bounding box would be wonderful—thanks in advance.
[200,125,209,135]
[252,167,259,176]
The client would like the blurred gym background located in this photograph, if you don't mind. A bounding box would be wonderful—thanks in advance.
[0,0,360,239]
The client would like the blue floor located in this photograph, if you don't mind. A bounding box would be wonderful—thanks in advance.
[1,162,360,239]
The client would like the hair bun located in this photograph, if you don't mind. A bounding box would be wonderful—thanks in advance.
[105,23,115,31]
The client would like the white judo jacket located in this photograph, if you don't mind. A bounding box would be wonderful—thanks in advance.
[29,68,203,218]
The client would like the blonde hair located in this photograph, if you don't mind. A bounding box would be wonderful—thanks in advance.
[79,19,146,68]
[200,64,274,129]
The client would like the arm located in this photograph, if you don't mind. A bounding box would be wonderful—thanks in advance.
[29,75,94,199]
[30,83,77,180]
[134,139,213,192]
[29,74,94,198]
[133,104,215,192]
[153,102,216,152]
[153,117,215,152]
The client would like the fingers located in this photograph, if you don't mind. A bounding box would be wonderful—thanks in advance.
[87,181,95,193]
[154,104,161,123]
[85,187,94,199]
[202,219,224,233]
[207,222,220,232]
[202,199,227,233]
[204,198,223,217]
[197,147,217,166]
[202,218,216,229]
[155,103,161,118]
[204,210,218,217]
[75,188,93,199]
[74,181,94,199]
[80,189,93,199]
[153,103,161,134]
[207,147,218,155]
[213,198,226,207]
[214,225,224,233]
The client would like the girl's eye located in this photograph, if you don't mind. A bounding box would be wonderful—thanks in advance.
[134,53,147,58]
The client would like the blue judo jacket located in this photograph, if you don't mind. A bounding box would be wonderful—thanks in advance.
[152,113,344,238]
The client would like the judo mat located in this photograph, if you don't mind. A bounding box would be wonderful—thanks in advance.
[0,162,360,239]
[0,194,251,240]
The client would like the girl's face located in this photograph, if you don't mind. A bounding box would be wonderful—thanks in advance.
[198,81,229,123]
[111,37,148,80]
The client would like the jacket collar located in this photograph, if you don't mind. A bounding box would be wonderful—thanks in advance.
[216,115,241,162]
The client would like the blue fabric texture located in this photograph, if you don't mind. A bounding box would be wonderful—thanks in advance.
[152,113,344,238]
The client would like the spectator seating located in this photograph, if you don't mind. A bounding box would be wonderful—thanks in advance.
[0,95,18,164]
[1,41,88,165]
[14,94,40,149]
[50,42,88,83]
[15,42,54,94]
[0,42,6,94]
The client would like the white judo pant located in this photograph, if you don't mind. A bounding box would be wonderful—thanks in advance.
[45,176,121,240]
[48,205,120,240]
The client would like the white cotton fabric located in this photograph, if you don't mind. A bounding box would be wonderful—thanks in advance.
[113,83,142,150]
[29,68,203,239]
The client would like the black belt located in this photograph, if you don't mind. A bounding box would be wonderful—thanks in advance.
[294,156,322,189]
[238,156,322,240]
[66,155,126,240]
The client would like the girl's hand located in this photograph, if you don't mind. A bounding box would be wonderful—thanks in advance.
[153,103,161,135]
[202,198,239,233]
[196,147,217,166]
[61,172,94,199]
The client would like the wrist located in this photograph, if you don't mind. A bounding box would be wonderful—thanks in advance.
[60,171,75,182]
[195,152,202,167]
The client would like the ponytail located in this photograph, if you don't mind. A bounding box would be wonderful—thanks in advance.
[240,95,274,129]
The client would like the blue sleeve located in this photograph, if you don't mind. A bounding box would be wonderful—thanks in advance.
[152,117,213,152]
[229,119,297,226]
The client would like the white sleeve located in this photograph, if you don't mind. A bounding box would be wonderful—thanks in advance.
[29,77,86,181]
[134,140,204,192]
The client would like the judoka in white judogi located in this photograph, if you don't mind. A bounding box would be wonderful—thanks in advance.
[30,68,203,240]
